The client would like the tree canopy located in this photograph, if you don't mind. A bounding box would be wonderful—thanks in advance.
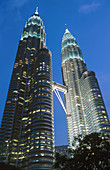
[53,133,110,170]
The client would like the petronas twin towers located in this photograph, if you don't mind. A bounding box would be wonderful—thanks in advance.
[0,9,110,170]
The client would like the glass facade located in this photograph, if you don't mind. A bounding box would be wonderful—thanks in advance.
[80,71,110,138]
[0,12,54,170]
[61,29,110,147]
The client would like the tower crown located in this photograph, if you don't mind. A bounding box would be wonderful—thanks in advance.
[21,9,45,45]
[62,29,78,49]
[61,29,84,63]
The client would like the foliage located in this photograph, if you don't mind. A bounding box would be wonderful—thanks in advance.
[53,133,110,170]
[53,152,68,169]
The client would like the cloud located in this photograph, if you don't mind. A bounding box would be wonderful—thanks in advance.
[9,0,30,9]
[0,0,31,23]
[79,2,101,13]
[0,0,31,37]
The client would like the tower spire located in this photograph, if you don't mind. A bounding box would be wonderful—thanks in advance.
[65,24,69,33]
[35,7,38,14]
[65,24,67,29]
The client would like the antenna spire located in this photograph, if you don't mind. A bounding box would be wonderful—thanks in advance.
[65,24,67,29]
[65,24,69,33]
[35,7,38,14]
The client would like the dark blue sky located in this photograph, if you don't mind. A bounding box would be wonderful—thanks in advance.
[0,0,110,146]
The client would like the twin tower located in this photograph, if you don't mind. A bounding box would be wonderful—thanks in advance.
[0,10,110,170]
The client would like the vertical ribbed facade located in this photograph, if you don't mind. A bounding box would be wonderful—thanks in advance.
[0,12,54,170]
[61,29,110,147]
[80,71,110,138]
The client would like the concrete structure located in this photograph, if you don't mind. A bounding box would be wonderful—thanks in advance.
[61,29,110,147]
[0,10,54,170]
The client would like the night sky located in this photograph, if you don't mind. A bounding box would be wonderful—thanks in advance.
[0,0,110,146]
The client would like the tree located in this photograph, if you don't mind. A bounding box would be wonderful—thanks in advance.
[53,133,110,170]
[53,152,75,170]
[53,152,67,170]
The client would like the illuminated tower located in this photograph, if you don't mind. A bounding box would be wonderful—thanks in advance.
[0,9,54,170]
[61,29,110,147]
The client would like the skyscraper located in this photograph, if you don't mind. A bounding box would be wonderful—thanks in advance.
[61,29,110,147]
[0,10,54,170]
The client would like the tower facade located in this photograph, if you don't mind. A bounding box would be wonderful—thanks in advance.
[0,11,54,169]
[61,29,110,147]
